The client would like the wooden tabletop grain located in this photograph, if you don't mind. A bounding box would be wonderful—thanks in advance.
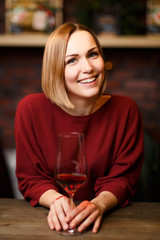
[0,199,160,240]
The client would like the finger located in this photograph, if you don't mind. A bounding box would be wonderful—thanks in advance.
[69,202,97,229]
[53,201,69,231]
[76,208,100,232]
[47,210,55,230]
[65,201,89,222]
[92,216,102,233]
[61,197,75,216]
[49,206,62,231]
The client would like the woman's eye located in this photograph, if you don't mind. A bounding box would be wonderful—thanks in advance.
[67,58,76,64]
[88,51,99,58]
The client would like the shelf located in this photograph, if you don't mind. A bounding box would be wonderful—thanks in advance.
[98,34,160,48]
[0,33,160,48]
[0,33,49,47]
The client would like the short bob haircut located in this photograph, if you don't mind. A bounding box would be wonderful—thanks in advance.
[42,22,107,109]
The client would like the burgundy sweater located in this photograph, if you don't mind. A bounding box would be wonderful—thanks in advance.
[15,93,144,207]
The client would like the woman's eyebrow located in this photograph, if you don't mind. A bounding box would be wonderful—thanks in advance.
[88,47,98,53]
[65,47,98,59]
[65,53,78,58]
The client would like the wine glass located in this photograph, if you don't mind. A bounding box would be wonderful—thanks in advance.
[54,132,87,235]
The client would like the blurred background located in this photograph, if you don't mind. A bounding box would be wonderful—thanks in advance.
[0,0,160,201]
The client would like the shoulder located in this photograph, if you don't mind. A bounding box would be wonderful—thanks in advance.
[108,95,142,125]
[108,94,139,111]
[100,94,141,122]
[17,93,50,110]
[110,94,137,105]
[17,93,48,105]
[16,93,54,118]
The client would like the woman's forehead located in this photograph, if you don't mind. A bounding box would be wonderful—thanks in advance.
[65,30,97,55]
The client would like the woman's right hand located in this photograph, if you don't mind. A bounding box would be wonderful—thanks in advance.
[47,195,75,232]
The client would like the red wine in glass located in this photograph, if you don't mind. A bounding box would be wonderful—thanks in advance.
[54,132,87,235]
[55,173,87,196]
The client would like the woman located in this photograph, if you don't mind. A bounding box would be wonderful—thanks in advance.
[15,22,144,234]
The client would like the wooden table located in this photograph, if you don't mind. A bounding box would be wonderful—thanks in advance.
[0,199,160,240]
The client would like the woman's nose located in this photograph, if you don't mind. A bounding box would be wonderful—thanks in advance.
[80,58,93,73]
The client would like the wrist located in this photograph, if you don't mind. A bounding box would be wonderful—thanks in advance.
[91,195,106,214]
[91,191,118,213]
[39,189,63,208]
[51,195,68,206]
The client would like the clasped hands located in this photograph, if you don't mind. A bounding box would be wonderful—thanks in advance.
[47,195,103,233]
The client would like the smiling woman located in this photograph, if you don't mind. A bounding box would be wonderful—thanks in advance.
[64,30,105,115]
[41,23,107,111]
[15,22,144,235]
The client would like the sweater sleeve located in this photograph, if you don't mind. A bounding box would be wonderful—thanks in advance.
[94,99,144,207]
[15,97,59,206]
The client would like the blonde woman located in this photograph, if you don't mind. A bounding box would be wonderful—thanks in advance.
[15,22,144,234]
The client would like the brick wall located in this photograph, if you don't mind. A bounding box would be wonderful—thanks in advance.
[0,47,43,147]
[104,48,160,144]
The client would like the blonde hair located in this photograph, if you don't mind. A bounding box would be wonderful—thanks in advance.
[41,22,107,109]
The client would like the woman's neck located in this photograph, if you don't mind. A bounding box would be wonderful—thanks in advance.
[63,98,97,116]
[61,95,111,116]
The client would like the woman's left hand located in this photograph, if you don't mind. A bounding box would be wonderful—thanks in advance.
[65,200,103,233]
[65,191,118,233]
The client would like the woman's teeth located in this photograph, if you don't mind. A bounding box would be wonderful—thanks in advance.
[78,77,96,84]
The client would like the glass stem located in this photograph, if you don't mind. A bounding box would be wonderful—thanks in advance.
[70,194,74,210]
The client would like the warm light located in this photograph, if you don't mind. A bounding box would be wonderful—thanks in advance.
[105,61,113,70]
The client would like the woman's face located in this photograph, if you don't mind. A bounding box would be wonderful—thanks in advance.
[64,30,105,104]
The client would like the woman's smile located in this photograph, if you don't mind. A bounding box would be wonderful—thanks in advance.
[77,75,98,85]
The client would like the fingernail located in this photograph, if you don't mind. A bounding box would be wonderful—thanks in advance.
[56,225,61,231]
[78,226,83,233]
[63,223,68,230]
[70,223,76,229]
[50,224,54,230]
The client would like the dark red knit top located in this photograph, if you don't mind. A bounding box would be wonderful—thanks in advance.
[15,93,144,207]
